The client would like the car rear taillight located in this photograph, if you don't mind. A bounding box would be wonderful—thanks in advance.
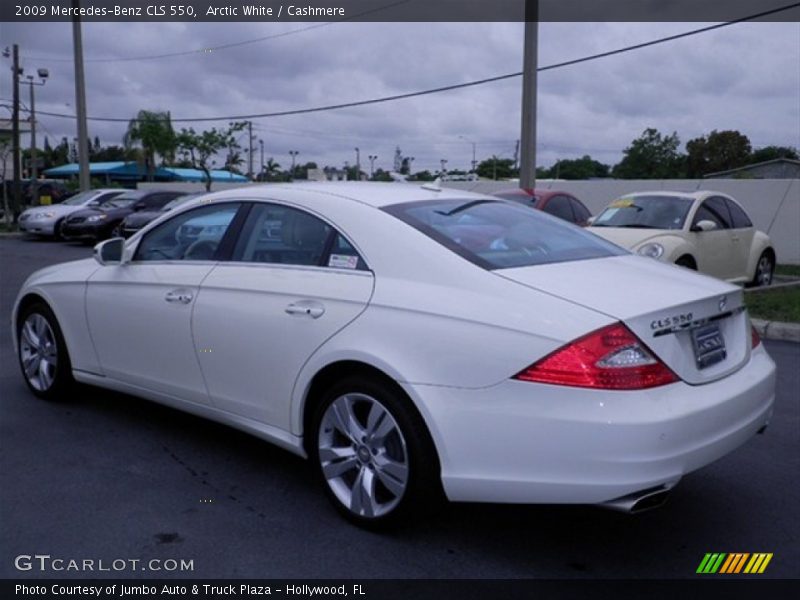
[514,322,678,390]
[751,325,761,348]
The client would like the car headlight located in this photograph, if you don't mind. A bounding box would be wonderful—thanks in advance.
[33,212,56,220]
[87,214,108,222]
[637,242,664,259]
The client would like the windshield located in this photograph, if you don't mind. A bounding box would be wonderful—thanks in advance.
[592,195,692,230]
[105,198,136,209]
[62,190,99,206]
[162,194,199,211]
[384,199,624,270]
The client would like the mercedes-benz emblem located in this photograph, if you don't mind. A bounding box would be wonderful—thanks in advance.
[718,296,728,312]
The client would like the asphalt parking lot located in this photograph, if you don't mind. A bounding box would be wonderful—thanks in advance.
[1,235,798,579]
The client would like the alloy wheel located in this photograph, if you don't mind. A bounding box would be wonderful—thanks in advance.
[19,313,59,392]
[318,393,409,519]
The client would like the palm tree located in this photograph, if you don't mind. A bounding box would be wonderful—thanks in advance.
[123,110,176,181]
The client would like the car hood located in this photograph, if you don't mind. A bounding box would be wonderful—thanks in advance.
[588,227,679,249]
[22,204,80,218]
[496,255,749,385]
[69,206,131,219]
[123,210,162,226]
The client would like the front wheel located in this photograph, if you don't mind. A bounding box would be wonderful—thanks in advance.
[750,252,774,287]
[17,302,73,400]
[311,376,442,527]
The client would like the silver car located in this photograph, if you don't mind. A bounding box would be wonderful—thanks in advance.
[18,188,125,239]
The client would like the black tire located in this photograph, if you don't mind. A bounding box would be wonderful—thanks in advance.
[675,255,697,270]
[310,375,443,528]
[749,251,774,288]
[53,218,65,241]
[16,302,74,401]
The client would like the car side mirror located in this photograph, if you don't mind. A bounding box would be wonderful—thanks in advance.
[133,201,147,211]
[587,216,596,225]
[692,219,717,232]
[93,237,125,266]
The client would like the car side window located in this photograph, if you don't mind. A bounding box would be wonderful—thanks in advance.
[544,195,575,222]
[232,203,365,269]
[134,203,241,262]
[693,197,731,230]
[724,198,753,228]
[569,197,591,222]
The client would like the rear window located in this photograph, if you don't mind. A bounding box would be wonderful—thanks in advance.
[384,199,625,269]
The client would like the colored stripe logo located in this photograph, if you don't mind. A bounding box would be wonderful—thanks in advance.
[697,553,773,574]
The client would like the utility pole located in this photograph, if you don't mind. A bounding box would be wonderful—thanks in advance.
[519,2,538,190]
[289,150,298,180]
[259,139,264,179]
[368,155,377,178]
[247,121,254,180]
[25,69,48,205]
[354,147,360,181]
[72,1,90,191]
[440,158,447,176]
[513,139,520,171]
[11,44,21,220]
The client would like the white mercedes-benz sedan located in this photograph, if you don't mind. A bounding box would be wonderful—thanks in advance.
[12,182,776,526]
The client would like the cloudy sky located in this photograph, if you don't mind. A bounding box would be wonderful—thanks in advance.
[3,18,799,174]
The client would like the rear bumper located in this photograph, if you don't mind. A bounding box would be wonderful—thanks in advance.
[406,344,776,504]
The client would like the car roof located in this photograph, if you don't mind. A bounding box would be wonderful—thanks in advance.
[200,182,492,210]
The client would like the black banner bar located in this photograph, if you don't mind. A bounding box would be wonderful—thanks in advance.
[3,579,800,600]
[3,0,800,23]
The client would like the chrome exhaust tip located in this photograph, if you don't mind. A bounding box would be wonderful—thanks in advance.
[601,485,672,514]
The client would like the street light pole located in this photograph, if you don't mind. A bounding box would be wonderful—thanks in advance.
[459,135,477,172]
[368,155,377,178]
[354,147,360,181]
[440,158,448,176]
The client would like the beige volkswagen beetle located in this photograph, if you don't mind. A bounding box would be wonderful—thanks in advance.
[590,191,775,286]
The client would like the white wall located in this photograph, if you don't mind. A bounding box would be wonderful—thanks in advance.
[444,179,800,265]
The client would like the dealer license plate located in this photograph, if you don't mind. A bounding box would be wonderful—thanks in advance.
[691,322,727,369]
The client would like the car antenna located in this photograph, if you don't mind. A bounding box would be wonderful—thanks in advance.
[421,178,442,192]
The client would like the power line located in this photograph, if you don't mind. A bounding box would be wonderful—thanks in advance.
[28,2,800,124]
[23,0,411,63]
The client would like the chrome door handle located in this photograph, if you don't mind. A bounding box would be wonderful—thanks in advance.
[165,290,193,304]
[286,301,325,318]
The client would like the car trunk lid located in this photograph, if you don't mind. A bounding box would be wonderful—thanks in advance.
[496,255,750,385]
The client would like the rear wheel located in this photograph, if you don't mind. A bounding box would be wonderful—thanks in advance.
[750,251,774,287]
[17,302,73,400]
[311,376,441,527]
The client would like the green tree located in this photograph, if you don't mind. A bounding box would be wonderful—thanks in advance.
[546,155,610,179]
[749,145,799,164]
[370,168,394,182]
[476,156,515,180]
[612,128,684,179]
[407,170,435,182]
[175,122,247,191]
[123,110,177,181]
[686,130,752,177]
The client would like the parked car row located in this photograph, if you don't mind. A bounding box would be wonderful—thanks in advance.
[19,189,189,242]
[18,185,774,288]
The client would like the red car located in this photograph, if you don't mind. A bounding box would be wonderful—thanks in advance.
[493,188,592,226]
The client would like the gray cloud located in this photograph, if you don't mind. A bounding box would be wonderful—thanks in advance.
[4,20,799,174]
